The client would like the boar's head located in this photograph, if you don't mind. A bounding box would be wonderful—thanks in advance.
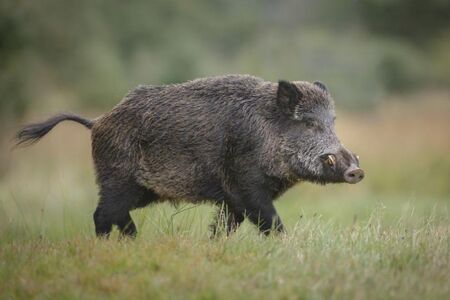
[274,80,364,184]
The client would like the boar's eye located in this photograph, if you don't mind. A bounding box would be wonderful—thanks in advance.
[302,119,318,129]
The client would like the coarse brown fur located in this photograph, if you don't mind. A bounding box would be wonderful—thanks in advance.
[15,74,364,238]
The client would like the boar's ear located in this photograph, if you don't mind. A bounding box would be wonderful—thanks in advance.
[277,80,302,117]
[313,81,329,94]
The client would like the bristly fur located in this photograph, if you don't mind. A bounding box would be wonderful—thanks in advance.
[15,74,360,238]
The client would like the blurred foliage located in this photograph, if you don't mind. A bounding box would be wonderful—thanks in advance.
[359,0,450,44]
[0,0,449,122]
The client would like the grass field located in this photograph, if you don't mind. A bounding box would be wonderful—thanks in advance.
[1,94,449,299]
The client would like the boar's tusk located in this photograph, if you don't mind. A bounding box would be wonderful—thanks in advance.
[326,154,336,166]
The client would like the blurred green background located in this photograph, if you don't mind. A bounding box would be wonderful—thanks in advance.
[1,0,449,233]
[1,0,450,119]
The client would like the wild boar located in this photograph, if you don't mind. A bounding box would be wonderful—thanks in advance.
[16,75,364,238]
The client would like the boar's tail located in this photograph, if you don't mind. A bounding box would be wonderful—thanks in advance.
[15,112,94,147]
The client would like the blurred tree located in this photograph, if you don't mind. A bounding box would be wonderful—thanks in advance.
[358,0,450,44]
[0,2,29,122]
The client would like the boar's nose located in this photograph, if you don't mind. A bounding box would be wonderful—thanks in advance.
[344,167,365,184]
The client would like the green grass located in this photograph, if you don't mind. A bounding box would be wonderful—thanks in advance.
[0,200,449,300]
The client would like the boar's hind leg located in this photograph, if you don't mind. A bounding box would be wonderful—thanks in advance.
[210,204,245,237]
[94,199,137,238]
[93,206,113,238]
[94,179,159,238]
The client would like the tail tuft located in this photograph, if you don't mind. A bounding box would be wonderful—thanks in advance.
[15,113,93,147]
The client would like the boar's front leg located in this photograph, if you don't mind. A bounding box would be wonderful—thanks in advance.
[210,204,245,237]
[231,187,285,235]
[245,200,285,235]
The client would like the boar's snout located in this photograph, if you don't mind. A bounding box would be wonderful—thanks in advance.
[319,149,364,184]
[344,166,365,184]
